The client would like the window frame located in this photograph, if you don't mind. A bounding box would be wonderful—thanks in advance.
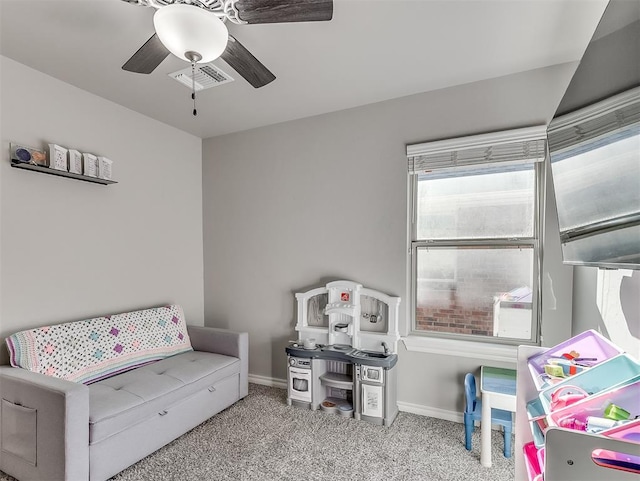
[408,160,544,346]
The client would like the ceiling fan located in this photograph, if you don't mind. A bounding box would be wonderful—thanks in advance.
[121,0,333,89]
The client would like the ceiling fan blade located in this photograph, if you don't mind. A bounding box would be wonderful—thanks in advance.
[234,0,333,24]
[220,35,276,88]
[122,33,170,74]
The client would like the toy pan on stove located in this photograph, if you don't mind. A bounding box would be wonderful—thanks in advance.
[527,329,624,391]
[537,353,640,414]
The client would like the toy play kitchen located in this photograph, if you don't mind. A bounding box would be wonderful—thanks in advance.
[286,280,400,426]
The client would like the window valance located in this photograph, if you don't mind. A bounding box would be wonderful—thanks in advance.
[406,125,547,175]
[547,86,640,156]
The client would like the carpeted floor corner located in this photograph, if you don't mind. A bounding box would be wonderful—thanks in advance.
[1,383,515,481]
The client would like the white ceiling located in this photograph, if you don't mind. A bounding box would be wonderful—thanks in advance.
[0,0,609,139]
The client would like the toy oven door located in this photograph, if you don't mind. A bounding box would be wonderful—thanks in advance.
[288,367,312,402]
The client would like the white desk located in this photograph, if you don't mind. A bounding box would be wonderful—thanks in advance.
[480,365,517,468]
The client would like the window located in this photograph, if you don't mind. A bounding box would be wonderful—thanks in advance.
[548,87,640,269]
[407,127,546,345]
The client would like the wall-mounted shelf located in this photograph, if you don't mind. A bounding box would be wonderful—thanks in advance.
[11,161,117,185]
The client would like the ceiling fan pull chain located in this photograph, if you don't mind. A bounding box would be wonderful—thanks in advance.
[191,60,197,116]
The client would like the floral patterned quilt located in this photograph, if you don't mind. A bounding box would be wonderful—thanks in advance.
[6,305,192,384]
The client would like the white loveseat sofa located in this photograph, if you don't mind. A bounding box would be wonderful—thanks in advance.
[0,305,248,481]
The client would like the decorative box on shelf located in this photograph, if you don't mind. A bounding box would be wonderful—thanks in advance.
[82,153,98,178]
[48,144,68,171]
[97,156,113,180]
[68,149,83,175]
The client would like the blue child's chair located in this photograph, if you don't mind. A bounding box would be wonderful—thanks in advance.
[464,372,513,457]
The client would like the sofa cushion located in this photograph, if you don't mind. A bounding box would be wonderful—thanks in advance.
[6,305,192,384]
[88,350,239,444]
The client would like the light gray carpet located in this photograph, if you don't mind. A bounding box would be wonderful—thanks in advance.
[1,383,515,481]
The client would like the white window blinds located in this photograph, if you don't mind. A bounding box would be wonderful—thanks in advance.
[406,125,547,175]
[547,86,640,155]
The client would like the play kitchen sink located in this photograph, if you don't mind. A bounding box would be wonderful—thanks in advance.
[286,280,400,426]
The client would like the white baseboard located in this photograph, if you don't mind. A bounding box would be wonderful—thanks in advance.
[397,401,463,424]
[248,373,287,389]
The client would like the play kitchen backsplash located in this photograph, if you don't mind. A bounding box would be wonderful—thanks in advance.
[286,280,401,426]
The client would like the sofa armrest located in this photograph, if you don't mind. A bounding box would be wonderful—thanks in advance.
[187,326,249,398]
[0,367,89,481]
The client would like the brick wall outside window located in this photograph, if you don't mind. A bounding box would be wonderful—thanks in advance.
[416,248,531,337]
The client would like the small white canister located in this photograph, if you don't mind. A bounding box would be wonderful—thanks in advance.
[68,149,83,175]
[48,144,68,171]
[82,153,98,178]
[97,156,113,180]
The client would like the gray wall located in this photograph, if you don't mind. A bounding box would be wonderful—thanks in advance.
[572,267,640,357]
[555,19,640,115]
[202,63,577,412]
[572,267,601,335]
[0,56,205,362]
[541,172,574,349]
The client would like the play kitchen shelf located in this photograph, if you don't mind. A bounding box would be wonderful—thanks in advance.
[319,371,353,389]
[516,331,640,481]
[287,280,400,426]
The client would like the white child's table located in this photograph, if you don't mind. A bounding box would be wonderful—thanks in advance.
[480,365,517,467]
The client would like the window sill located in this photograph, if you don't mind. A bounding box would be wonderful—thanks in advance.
[401,335,519,363]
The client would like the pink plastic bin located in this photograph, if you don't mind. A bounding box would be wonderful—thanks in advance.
[523,442,542,481]
[537,446,545,473]
[538,354,640,413]
[602,418,640,443]
[549,380,640,432]
[528,329,623,391]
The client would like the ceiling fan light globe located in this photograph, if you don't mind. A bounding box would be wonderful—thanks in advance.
[153,4,228,64]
